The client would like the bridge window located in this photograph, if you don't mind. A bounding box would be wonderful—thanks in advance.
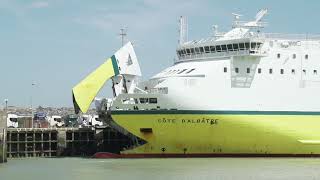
[233,44,239,51]
[293,54,296,59]
[314,70,317,75]
[305,54,309,59]
[205,46,210,53]
[245,42,250,49]
[180,49,186,55]
[277,53,281,59]
[227,44,233,51]
[209,46,215,53]
[280,69,284,74]
[258,68,261,74]
[190,48,195,54]
[186,49,191,55]
[216,45,221,52]
[247,68,250,74]
[239,43,245,50]
[235,67,239,73]
[251,42,257,49]
[200,47,204,53]
[195,47,200,54]
[269,69,273,74]
[221,45,227,52]
[291,69,295,74]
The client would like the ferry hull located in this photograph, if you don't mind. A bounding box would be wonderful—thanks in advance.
[111,111,320,156]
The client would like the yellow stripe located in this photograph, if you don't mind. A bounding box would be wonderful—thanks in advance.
[72,58,115,113]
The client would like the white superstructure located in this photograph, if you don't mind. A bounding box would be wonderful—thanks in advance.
[106,9,320,113]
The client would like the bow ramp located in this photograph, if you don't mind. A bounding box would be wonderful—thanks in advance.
[72,42,141,113]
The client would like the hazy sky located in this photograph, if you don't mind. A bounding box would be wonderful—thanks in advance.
[0,0,319,108]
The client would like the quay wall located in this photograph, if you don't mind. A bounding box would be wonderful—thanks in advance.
[0,110,7,163]
[6,126,133,158]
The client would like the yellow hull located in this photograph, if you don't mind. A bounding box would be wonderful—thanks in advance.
[111,110,320,156]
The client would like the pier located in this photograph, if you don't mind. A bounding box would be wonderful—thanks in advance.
[5,126,133,158]
[0,111,136,161]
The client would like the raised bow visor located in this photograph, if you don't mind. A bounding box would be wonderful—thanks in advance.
[72,42,141,114]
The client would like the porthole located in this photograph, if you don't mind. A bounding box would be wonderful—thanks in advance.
[258,68,262,74]
[224,67,227,73]
[280,69,284,74]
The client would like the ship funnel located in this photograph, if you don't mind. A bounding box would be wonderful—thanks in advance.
[72,42,141,114]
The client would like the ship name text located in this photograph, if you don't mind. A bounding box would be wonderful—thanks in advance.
[157,117,218,125]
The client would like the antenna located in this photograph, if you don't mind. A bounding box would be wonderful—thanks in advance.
[254,8,268,23]
[232,13,242,20]
[212,25,218,36]
[179,16,188,45]
[119,28,127,47]
[230,9,268,29]
[232,13,243,28]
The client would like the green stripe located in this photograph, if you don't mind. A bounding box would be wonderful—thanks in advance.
[111,110,320,116]
[111,55,120,75]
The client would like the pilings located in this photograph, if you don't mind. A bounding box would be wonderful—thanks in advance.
[64,128,96,156]
[6,128,58,158]
[6,126,134,158]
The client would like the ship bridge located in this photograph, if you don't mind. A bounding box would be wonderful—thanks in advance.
[175,9,271,63]
[176,37,267,63]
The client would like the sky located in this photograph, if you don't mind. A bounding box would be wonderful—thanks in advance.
[0,0,319,108]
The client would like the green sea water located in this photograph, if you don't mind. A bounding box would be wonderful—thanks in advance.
[1,158,320,180]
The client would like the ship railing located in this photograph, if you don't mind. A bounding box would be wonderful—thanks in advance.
[182,33,320,47]
[7,127,81,131]
[256,33,320,41]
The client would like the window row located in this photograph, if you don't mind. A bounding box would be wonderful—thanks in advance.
[177,42,262,57]
[223,67,318,75]
[277,53,309,59]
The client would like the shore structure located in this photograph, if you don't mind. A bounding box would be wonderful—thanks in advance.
[0,110,7,163]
